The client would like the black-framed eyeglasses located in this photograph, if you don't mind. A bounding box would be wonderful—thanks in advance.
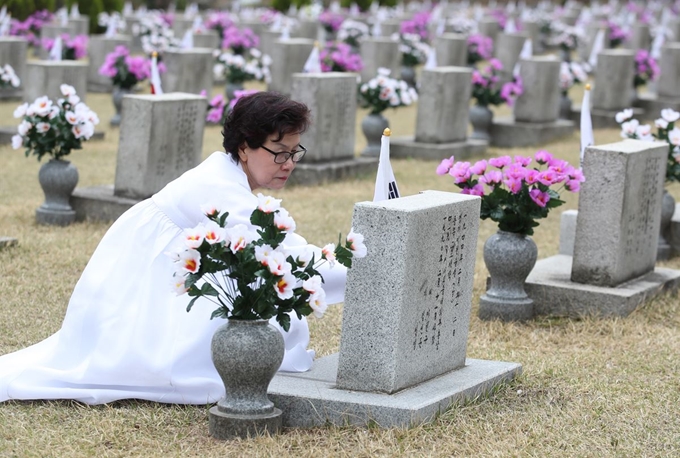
[260,144,307,164]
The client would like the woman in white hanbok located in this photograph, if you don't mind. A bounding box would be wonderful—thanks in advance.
[0,92,346,405]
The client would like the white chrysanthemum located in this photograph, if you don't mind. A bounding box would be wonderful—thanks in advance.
[615,108,633,124]
[661,108,680,123]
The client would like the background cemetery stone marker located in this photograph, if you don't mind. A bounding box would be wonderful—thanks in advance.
[391,67,486,159]
[71,93,207,221]
[289,72,377,185]
[434,34,467,67]
[268,38,314,96]
[0,37,27,100]
[193,31,220,50]
[477,17,500,52]
[525,140,680,317]
[635,43,680,114]
[359,37,400,83]
[68,16,90,36]
[490,56,574,147]
[87,35,132,93]
[494,32,527,83]
[25,61,88,103]
[161,48,215,95]
[39,23,77,60]
[269,191,521,427]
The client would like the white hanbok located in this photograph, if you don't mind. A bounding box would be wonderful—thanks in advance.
[0,152,346,405]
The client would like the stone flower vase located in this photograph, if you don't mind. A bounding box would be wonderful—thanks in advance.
[225,82,244,100]
[558,93,572,120]
[658,189,675,261]
[208,319,285,440]
[478,230,538,322]
[469,104,493,142]
[110,86,131,127]
[36,158,79,226]
[361,112,389,157]
[400,65,417,88]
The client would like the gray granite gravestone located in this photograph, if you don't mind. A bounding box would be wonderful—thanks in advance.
[635,43,680,115]
[68,16,90,36]
[87,35,132,93]
[477,17,500,52]
[269,191,521,427]
[525,140,680,318]
[494,32,527,84]
[193,30,220,50]
[289,72,377,185]
[434,33,467,67]
[161,48,215,95]
[391,67,487,159]
[71,93,207,221]
[38,24,77,60]
[359,37,401,83]
[490,56,574,147]
[268,38,315,96]
[0,37,27,100]
[25,61,88,103]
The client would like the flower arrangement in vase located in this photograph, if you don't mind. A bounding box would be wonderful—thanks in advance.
[0,64,20,89]
[548,23,582,61]
[437,152,583,321]
[398,33,430,68]
[558,61,587,119]
[608,21,629,48]
[168,194,367,329]
[467,34,493,67]
[99,45,165,90]
[42,34,88,60]
[319,11,345,35]
[205,11,234,41]
[221,26,259,55]
[400,11,431,42]
[319,42,363,73]
[337,19,368,49]
[632,50,659,89]
[214,48,272,86]
[9,9,53,47]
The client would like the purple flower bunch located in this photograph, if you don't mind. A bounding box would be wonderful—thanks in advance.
[320,42,363,73]
[633,50,659,88]
[490,10,508,29]
[471,59,524,107]
[222,27,259,55]
[467,34,493,67]
[319,11,345,33]
[42,34,88,60]
[608,21,629,48]
[229,89,260,111]
[204,93,227,124]
[400,12,431,42]
[9,10,53,46]
[205,12,234,40]
[437,152,584,235]
[99,46,165,89]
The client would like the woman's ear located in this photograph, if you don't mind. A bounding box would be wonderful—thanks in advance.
[238,144,247,162]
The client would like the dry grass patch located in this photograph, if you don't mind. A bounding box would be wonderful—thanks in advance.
[1,87,680,457]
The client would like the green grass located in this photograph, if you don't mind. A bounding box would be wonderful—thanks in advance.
[1,82,680,457]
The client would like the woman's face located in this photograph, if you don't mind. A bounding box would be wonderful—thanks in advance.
[239,132,302,190]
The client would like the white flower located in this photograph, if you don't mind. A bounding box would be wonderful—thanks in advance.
[17,120,31,136]
[203,221,225,245]
[256,193,282,213]
[67,94,81,106]
[72,122,95,140]
[11,134,23,150]
[10,75,20,87]
[635,124,653,140]
[321,243,336,267]
[377,67,391,76]
[308,288,328,318]
[200,202,220,217]
[184,225,206,248]
[295,246,314,267]
[31,96,52,116]
[668,127,680,146]
[656,118,669,129]
[274,271,296,300]
[302,275,323,294]
[615,108,634,124]
[48,106,59,120]
[255,244,275,266]
[178,249,201,273]
[65,111,78,125]
[13,103,28,118]
[620,119,640,138]
[60,84,76,97]
[274,208,296,232]
[267,250,290,276]
[35,122,50,133]
[171,272,189,295]
[346,228,367,258]
[661,108,680,123]
[226,224,258,253]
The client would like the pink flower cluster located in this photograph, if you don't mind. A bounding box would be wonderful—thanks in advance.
[500,76,524,107]
[9,10,53,46]
[467,34,493,66]
[437,151,585,205]
[319,42,363,73]
[471,59,524,107]
[42,34,89,60]
[229,89,260,111]
[99,46,165,89]
[400,12,431,41]
[319,11,345,32]
[222,27,259,54]
[608,21,630,47]
[205,12,234,39]
[633,50,659,87]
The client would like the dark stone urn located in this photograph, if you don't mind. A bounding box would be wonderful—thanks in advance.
[36,159,79,226]
[361,112,389,157]
[208,319,285,440]
[469,104,493,142]
[110,86,131,126]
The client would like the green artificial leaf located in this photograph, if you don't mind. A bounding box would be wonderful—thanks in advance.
[186,296,200,313]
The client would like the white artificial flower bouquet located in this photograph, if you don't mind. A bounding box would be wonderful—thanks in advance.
[358,67,418,115]
[0,64,20,89]
[168,194,367,331]
[12,84,99,161]
[214,48,272,85]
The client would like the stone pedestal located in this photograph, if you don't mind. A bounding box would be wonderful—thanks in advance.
[161,48,215,95]
[629,24,651,52]
[68,16,90,36]
[87,35,132,93]
[269,191,520,427]
[391,67,487,159]
[25,61,88,103]
[0,37,27,100]
[259,30,282,59]
[294,20,318,40]
[173,17,195,38]
[209,405,282,440]
[359,37,401,83]
[490,117,575,148]
[434,34,467,67]
[478,18,500,51]
[193,30,220,50]
[268,38,314,96]
[592,49,635,111]
[71,93,207,222]
[379,19,401,37]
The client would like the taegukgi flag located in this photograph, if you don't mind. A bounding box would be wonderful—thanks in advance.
[150,51,163,95]
[580,83,593,166]
[373,128,400,202]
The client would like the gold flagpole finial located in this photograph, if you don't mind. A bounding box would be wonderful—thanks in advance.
[585,83,591,90]
[152,51,158,58]
[314,40,320,48]
[383,128,391,136]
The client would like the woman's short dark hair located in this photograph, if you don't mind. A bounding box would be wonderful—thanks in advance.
[222,92,311,163]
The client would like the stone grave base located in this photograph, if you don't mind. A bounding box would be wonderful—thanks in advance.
[87,82,113,93]
[525,254,680,318]
[269,354,521,428]
[568,106,645,128]
[0,89,22,101]
[489,117,574,148]
[208,405,282,440]
[70,185,140,222]
[0,237,18,249]
[633,93,680,119]
[668,203,680,256]
[390,136,488,160]
[287,157,378,186]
